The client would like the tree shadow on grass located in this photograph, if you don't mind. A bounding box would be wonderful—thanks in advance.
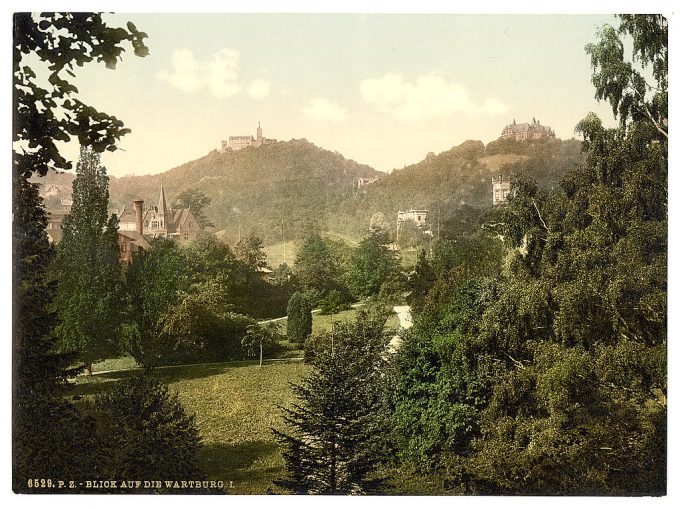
[69,359,301,398]
[198,440,283,494]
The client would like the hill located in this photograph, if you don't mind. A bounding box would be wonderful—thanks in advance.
[35,140,382,245]
[331,137,584,238]
[34,136,584,246]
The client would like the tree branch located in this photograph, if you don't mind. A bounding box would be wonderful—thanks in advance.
[531,199,550,233]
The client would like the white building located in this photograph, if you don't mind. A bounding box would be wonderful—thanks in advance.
[492,175,512,206]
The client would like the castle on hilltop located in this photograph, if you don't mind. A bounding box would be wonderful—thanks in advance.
[221,122,277,152]
[501,118,555,141]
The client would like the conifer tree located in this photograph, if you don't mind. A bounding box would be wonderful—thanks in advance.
[54,146,124,374]
[273,318,390,494]
[286,291,312,345]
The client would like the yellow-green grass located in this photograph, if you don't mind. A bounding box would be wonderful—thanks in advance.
[72,359,310,494]
[275,305,401,337]
[263,240,296,268]
[399,248,420,269]
[92,356,138,372]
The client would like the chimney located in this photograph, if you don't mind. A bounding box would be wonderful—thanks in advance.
[133,200,144,235]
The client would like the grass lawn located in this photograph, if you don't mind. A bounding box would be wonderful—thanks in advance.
[274,304,401,337]
[74,303,406,493]
[73,359,310,494]
[263,240,296,268]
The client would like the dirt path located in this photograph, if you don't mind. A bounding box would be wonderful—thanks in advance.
[389,305,413,351]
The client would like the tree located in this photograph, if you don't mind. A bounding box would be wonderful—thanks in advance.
[287,292,312,345]
[90,374,204,489]
[241,322,282,367]
[124,238,191,367]
[369,212,390,235]
[294,234,340,299]
[396,219,427,249]
[53,146,125,374]
[585,15,667,138]
[319,289,351,316]
[273,318,391,494]
[347,231,400,299]
[172,188,215,229]
[12,12,148,491]
[235,232,268,271]
[406,249,436,312]
[13,13,148,180]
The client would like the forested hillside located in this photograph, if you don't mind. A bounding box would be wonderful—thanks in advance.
[36,136,584,245]
[35,139,381,244]
[333,137,584,239]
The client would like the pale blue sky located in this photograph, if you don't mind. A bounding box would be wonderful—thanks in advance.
[61,13,618,176]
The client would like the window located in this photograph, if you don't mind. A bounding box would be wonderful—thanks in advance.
[184,233,189,241]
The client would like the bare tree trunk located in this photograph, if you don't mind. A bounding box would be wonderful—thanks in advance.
[84,362,92,377]
[259,342,263,368]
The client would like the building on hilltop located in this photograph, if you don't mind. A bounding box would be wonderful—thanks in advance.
[501,118,555,141]
[119,184,201,244]
[492,175,513,206]
[221,122,277,152]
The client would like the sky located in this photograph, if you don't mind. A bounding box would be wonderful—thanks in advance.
[37,12,621,178]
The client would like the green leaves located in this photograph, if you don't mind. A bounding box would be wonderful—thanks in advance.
[13,13,149,178]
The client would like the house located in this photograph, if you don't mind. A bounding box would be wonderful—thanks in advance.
[501,118,555,141]
[396,209,431,241]
[118,184,200,244]
[492,175,513,206]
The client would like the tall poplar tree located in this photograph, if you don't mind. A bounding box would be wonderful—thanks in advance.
[54,146,124,374]
[13,13,148,490]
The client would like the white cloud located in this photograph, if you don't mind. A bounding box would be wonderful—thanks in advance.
[360,73,508,121]
[303,97,347,122]
[158,48,274,100]
[247,79,272,100]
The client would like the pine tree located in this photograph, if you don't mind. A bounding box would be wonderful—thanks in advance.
[53,146,124,374]
[273,318,390,494]
[287,291,312,345]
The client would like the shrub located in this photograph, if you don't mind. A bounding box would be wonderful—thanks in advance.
[91,374,204,491]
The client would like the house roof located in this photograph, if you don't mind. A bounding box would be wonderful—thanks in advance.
[118,230,152,250]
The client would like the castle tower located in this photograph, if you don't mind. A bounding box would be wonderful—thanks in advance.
[256,121,262,144]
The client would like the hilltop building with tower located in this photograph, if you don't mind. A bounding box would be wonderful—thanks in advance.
[501,118,555,141]
[221,122,277,152]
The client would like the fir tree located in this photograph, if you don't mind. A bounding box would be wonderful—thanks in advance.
[287,291,312,345]
[53,146,124,374]
[273,318,390,494]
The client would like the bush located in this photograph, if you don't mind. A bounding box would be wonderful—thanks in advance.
[319,289,352,315]
[90,374,204,491]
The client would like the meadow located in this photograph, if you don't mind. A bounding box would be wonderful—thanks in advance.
[79,305,404,494]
